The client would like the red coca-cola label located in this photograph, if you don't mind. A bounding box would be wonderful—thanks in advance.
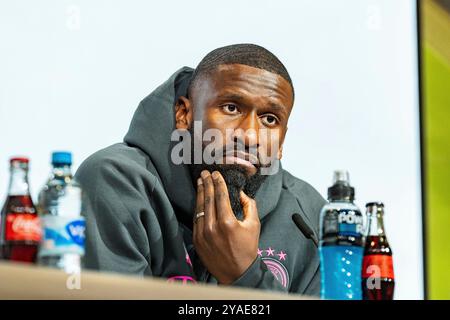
[362,254,394,279]
[5,213,42,242]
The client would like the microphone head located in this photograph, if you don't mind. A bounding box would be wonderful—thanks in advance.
[292,213,318,247]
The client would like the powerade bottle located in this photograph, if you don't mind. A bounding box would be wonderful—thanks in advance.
[319,170,365,300]
[37,152,85,274]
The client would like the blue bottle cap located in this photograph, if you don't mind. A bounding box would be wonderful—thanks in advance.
[51,151,72,166]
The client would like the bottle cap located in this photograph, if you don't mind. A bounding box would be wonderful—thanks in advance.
[10,157,29,164]
[51,151,72,166]
[366,202,385,215]
[366,202,384,208]
[328,170,355,201]
[332,170,350,184]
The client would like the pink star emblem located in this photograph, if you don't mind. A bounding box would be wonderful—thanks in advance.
[257,248,263,257]
[266,247,275,256]
[277,251,287,261]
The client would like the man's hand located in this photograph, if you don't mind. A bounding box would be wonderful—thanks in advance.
[193,170,261,285]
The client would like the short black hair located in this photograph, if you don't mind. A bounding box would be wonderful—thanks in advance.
[188,43,294,100]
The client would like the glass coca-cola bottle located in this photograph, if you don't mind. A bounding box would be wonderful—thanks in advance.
[0,157,41,263]
[362,202,395,300]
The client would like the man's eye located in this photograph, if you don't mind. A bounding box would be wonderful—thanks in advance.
[261,114,279,126]
[222,104,239,114]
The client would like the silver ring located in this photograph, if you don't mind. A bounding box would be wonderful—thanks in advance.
[195,212,205,221]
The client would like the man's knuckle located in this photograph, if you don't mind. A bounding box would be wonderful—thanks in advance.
[215,191,227,201]
[220,219,236,230]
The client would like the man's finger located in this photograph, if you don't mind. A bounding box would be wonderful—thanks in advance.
[193,177,205,244]
[201,170,216,232]
[211,171,235,221]
[239,190,259,223]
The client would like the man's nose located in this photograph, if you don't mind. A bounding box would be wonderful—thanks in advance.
[232,112,260,150]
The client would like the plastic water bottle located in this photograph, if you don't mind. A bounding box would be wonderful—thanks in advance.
[319,170,365,300]
[37,152,85,273]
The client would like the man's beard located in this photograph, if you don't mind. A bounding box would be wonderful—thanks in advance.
[189,163,267,219]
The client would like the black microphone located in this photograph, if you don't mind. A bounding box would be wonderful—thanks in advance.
[292,213,319,247]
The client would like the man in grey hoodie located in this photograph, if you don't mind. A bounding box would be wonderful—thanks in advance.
[75,44,326,296]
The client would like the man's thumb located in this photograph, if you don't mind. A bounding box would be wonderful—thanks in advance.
[240,190,258,222]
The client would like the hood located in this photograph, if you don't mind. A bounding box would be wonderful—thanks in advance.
[124,66,283,224]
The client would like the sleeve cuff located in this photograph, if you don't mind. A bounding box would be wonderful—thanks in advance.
[231,256,267,288]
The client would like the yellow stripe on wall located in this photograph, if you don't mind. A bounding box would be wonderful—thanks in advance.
[422,0,450,300]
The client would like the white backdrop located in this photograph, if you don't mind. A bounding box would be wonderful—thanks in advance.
[0,0,423,299]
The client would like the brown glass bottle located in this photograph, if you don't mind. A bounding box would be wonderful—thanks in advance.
[362,202,395,300]
[0,157,41,263]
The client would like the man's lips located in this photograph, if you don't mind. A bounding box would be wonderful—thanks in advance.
[222,151,259,170]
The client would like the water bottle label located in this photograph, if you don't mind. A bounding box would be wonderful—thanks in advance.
[337,209,364,237]
[39,215,85,257]
[323,214,339,235]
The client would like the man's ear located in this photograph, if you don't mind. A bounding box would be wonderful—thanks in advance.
[278,145,284,160]
[175,96,193,130]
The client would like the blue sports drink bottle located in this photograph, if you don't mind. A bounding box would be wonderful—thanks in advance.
[319,170,365,300]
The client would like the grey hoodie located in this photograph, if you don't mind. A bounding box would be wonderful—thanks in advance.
[75,66,326,296]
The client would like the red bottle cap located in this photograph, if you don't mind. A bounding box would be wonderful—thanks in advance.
[10,157,30,164]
